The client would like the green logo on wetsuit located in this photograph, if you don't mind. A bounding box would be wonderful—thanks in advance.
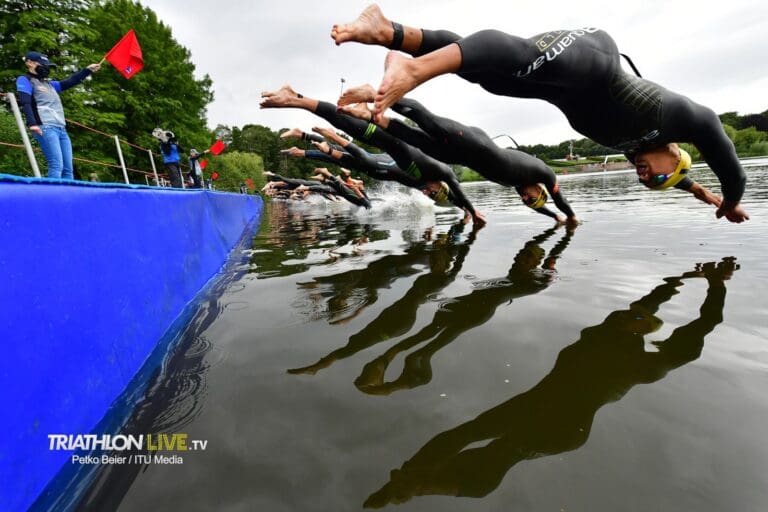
[406,162,422,179]
[363,123,377,140]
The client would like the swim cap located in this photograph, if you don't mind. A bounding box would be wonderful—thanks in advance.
[524,187,548,210]
[644,148,691,190]
[428,181,452,205]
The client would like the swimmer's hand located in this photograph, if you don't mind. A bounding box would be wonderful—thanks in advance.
[472,210,487,226]
[716,200,749,223]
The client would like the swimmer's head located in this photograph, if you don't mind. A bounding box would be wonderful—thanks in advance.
[422,181,452,206]
[518,184,548,209]
[635,144,691,190]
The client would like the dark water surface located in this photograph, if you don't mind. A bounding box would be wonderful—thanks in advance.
[114,168,767,511]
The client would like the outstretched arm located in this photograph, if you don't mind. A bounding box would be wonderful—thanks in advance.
[675,178,722,208]
[668,98,748,222]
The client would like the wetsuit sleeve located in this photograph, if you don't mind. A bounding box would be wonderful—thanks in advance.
[15,76,39,126]
[55,68,92,92]
[549,186,576,218]
[532,205,561,220]
[443,173,476,215]
[673,176,695,191]
[664,97,746,202]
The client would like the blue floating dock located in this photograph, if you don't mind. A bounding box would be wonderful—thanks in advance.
[0,175,263,511]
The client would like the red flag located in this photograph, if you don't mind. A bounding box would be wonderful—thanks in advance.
[199,159,208,170]
[246,178,254,189]
[209,140,226,155]
[211,171,219,181]
[105,29,143,79]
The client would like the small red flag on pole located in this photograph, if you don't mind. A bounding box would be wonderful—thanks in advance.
[104,29,144,79]
[199,159,208,170]
[209,140,226,155]
[211,171,219,181]
[246,178,254,189]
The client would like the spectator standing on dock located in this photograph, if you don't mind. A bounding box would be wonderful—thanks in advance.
[188,148,209,188]
[153,128,183,188]
[16,51,101,180]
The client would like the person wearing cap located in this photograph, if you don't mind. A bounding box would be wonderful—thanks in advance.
[188,148,209,188]
[331,5,749,223]
[16,51,100,179]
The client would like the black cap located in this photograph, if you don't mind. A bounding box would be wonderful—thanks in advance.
[24,51,57,67]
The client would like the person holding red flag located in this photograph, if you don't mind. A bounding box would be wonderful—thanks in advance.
[16,51,101,180]
[188,148,209,188]
[209,140,226,155]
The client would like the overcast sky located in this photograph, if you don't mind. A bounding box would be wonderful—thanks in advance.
[141,0,767,146]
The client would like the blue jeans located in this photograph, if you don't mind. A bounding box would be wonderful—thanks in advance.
[33,125,74,179]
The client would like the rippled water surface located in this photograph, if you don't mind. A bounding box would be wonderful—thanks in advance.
[113,167,767,511]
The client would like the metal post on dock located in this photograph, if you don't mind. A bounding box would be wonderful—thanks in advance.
[114,135,130,184]
[147,149,160,186]
[5,92,42,177]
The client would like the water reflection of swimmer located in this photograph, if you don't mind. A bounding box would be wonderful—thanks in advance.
[289,221,481,375]
[354,225,575,395]
[295,222,475,328]
[363,258,738,508]
[250,205,389,279]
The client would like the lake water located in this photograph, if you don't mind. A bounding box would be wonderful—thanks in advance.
[96,166,767,511]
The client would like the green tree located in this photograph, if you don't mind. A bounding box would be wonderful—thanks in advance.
[733,126,766,151]
[1,0,216,183]
[0,0,97,90]
[208,151,264,192]
[0,107,35,175]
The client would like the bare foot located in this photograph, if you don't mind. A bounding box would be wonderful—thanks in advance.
[331,4,393,46]
[280,146,305,158]
[338,83,376,106]
[280,127,304,139]
[375,51,419,120]
[259,84,301,108]
[312,126,338,140]
[338,103,374,122]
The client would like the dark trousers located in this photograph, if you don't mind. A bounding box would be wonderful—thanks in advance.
[165,162,183,188]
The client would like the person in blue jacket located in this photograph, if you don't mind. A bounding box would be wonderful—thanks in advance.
[152,128,184,188]
[16,51,101,179]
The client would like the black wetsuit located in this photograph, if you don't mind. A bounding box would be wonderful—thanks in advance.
[312,101,476,214]
[406,27,745,202]
[387,98,575,218]
[269,172,370,208]
[302,138,402,181]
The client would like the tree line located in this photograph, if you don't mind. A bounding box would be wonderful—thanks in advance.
[2,1,766,190]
